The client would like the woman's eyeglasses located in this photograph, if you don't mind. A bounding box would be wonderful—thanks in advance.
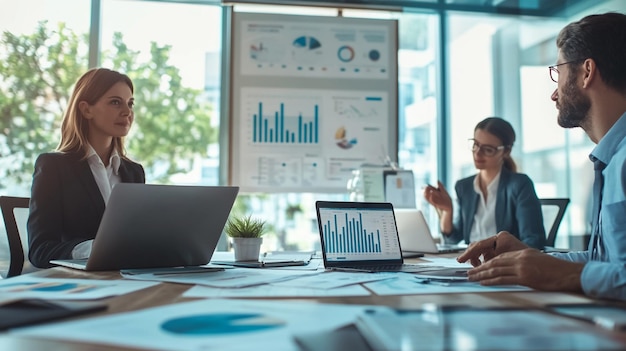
[468,139,506,157]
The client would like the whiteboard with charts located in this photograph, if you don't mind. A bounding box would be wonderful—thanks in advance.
[224,10,398,193]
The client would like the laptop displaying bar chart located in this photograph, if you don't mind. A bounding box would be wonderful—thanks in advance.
[316,202,403,263]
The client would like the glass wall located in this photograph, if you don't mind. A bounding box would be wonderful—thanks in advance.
[0,0,91,269]
[1,0,624,256]
[446,0,626,248]
[0,0,223,193]
[100,1,222,186]
[0,0,91,197]
[446,13,575,246]
[395,11,440,233]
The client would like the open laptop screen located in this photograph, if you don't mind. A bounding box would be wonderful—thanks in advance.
[316,202,403,263]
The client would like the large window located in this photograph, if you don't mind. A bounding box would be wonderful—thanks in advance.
[446,12,577,244]
[100,1,222,186]
[445,4,622,248]
[395,11,439,230]
[0,0,91,196]
[0,0,91,272]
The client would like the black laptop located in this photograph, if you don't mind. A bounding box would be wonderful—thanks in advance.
[315,201,430,273]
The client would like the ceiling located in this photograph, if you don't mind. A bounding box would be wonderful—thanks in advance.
[218,0,599,16]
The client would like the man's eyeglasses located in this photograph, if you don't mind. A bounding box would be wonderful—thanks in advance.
[548,59,584,83]
[468,139,506,157]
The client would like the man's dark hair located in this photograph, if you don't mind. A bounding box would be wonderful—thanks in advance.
[557,12,626,92]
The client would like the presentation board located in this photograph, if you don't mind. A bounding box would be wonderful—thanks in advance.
[227,11,398,193]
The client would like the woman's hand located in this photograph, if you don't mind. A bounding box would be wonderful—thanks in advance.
[423,181,453,214]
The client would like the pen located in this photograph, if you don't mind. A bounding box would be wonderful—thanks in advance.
[414,278,450,286]
[260,260,305,267]
[426,184,439,191]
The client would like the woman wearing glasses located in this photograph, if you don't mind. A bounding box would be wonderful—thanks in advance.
[423,117,545,249]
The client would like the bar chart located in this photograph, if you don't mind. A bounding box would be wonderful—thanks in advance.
[322,212,382,254]
[251,102,319,144]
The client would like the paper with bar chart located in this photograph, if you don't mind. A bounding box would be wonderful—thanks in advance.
[318,207,401,261]
[236,87,389,191]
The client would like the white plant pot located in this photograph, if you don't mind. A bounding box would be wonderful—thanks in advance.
[232,237,263,261]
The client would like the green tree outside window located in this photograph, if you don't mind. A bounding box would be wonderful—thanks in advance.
[0,21,217,189]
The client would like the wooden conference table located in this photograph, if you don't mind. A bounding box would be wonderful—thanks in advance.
[2,254,626,350]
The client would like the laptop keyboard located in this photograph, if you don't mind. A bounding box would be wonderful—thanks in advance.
[342,264,420,272]
[362,264,403,271]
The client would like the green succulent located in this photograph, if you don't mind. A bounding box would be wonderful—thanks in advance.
[225,215,267,238]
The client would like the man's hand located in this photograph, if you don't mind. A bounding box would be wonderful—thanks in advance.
[466,248,584,292]
[457,231,528,267]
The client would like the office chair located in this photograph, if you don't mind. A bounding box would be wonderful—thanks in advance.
[539,198,570,248]
[0,196,30,277]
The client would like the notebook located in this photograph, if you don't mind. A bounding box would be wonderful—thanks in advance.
[394,209,466,255]
[50,183,239,271]
[315,201,427,273]
[0,299,107,331]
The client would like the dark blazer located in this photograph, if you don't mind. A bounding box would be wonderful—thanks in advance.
[443,167,546,249]
[27,152,145,268]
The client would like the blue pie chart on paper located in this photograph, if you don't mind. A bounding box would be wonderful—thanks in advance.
[160,313,285,335]
[33,283,81,292]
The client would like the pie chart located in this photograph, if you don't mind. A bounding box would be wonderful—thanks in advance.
[337,45,355,62]
[369,49,381,61]
[293,36,322,50]
[161,313,285,335]
[335,126,358,149]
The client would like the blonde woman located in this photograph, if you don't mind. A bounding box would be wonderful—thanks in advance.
[28,68,145,268]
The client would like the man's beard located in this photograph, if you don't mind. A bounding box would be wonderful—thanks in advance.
[557,74,591,128]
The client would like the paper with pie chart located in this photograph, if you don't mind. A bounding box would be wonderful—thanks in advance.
[13,298,373,351]
[237,87,389,191]
[0,276,159,300]
[240,18,391,79]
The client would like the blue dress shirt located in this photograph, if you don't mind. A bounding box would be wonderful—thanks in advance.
[552,111,626,300]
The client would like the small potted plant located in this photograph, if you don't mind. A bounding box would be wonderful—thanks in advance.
[225,215,267,261]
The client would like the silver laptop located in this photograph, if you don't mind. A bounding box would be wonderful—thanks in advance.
[315,201,431,273]
[395,209,466,255]
[50,183,239,271]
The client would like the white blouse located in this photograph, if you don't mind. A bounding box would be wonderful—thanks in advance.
[71,145,122,259]
[469,170,501,243]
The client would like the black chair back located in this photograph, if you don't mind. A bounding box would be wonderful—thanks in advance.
[539,198,570,248]
[0,196,30,277]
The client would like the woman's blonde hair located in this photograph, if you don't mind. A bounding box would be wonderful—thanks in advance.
[57,68,134,159]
